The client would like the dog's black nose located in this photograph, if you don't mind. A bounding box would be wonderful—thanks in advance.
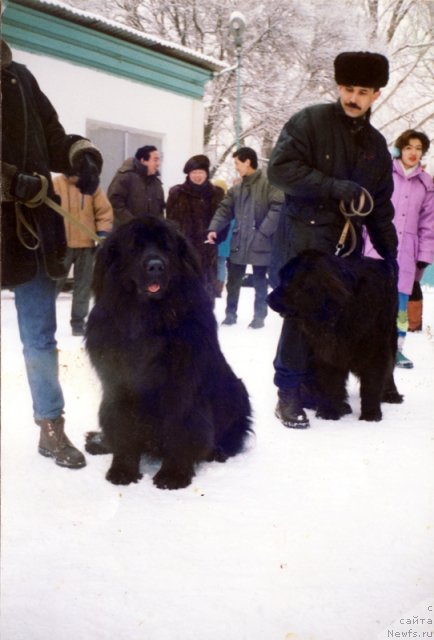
[146,258,165,275]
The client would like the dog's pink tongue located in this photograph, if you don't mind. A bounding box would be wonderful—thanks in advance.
[147,283,160,293]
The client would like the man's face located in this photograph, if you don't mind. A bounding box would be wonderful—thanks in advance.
[140,150,160,175]
[234,157,252,178]
[400,138,424,170]
[338,85,381,118]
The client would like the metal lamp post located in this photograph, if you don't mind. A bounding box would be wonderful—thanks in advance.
[229,11,246,149]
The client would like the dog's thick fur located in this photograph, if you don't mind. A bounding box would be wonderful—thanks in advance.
[85,218,252,489]
[268,250,403,422]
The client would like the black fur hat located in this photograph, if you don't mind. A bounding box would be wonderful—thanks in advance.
[334,51,389,88]
[183,154,210,175]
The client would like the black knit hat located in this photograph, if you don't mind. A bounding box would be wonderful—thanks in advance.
[334,51,389,88]
[183,154,210,175]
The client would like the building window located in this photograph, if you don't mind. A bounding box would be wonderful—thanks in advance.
[86,120,163,192]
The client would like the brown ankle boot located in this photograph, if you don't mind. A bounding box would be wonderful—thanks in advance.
[407,299,423,331]
[36,416,86,469]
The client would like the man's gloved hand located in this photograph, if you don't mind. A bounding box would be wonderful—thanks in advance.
[73,153,100,196]
[331,179,362,203]
[382,253,399,283]
[12,172,43,202]
[416,261,429,270]
[96,231,109,240]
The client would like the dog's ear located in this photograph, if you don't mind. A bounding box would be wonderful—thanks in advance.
[92,234,121,301]
[313,268,352,327]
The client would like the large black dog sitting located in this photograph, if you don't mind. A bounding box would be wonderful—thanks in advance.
[85,218,252,489]
[268,250,403,422]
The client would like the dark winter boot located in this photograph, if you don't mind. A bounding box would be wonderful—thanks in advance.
[222,312,237,325]
[275,387,310,429]
[36,416,86,469]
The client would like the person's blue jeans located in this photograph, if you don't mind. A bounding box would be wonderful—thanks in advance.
[14,266,64,420]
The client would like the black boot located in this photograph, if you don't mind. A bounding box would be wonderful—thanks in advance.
[275,387,310,429]
[36,416,86,468]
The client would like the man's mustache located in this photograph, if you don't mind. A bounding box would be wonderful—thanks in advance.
[345,102,361,110]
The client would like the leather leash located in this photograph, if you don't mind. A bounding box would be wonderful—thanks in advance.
[15,173,104,250]
[335,187,374,257]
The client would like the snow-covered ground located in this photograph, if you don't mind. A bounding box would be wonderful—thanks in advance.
[1,285,433,640]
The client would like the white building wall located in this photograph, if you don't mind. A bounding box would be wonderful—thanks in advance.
[12,48,206,196]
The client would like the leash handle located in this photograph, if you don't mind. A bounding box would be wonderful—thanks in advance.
[339,187,373,218]
[337,187,374,258]
[19,173,104,245]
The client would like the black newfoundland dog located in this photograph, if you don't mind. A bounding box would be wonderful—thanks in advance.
[268,250,403,422]
[85,218,252,489]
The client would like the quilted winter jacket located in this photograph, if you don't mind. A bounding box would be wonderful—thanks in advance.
[53,175,113,248]
[208,169,284,266]
[364,159,434,294]
[268,100,398,263]
[107,157,165,228]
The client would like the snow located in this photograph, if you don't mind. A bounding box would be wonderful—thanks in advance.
[1,285,434,640]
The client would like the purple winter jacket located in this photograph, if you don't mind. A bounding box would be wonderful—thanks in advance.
[364,158,434,294]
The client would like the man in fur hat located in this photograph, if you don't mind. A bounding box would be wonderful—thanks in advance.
[268,51,398,429]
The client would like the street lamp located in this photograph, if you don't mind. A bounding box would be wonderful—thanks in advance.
[229,11,246,149]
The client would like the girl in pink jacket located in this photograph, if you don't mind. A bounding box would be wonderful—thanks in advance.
[365,129,434,368]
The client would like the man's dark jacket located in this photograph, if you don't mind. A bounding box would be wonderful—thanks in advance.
[268,100,398,271]
[1,40,102,287]
[107,158,165,228]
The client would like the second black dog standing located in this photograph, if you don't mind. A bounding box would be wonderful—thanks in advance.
[268,250,403,422]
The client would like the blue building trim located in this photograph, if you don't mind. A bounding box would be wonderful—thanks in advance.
[3,2,213,99]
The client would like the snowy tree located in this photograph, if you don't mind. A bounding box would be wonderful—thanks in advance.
[67,0,434,175]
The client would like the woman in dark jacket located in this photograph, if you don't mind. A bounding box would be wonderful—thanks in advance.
[166,155,224,302]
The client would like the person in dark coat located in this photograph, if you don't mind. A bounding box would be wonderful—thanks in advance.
[166,155,224,303]
[107,145,165,227]
[267,50,398,429]
[1,37,103,468]
[207,147,284,329]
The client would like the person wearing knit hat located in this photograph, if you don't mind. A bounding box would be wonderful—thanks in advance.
[183,154,210,176]
[166,154,224,304]
[267,50,398,430]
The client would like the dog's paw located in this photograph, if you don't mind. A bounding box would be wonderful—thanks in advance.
[106,466,143,485]
[359,409,382,422]
[382,390,404,404]
[315,407,342,420]
[206,446,229,463]
[85,431,112,455]
[153,467,193,490]
[339,402,352,416]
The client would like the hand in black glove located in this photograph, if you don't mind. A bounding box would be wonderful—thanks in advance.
[416,261,429,270]
[331,179,362,203]
[73,153,100,196]
[12,172,42,202]
[382,253,399,283]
